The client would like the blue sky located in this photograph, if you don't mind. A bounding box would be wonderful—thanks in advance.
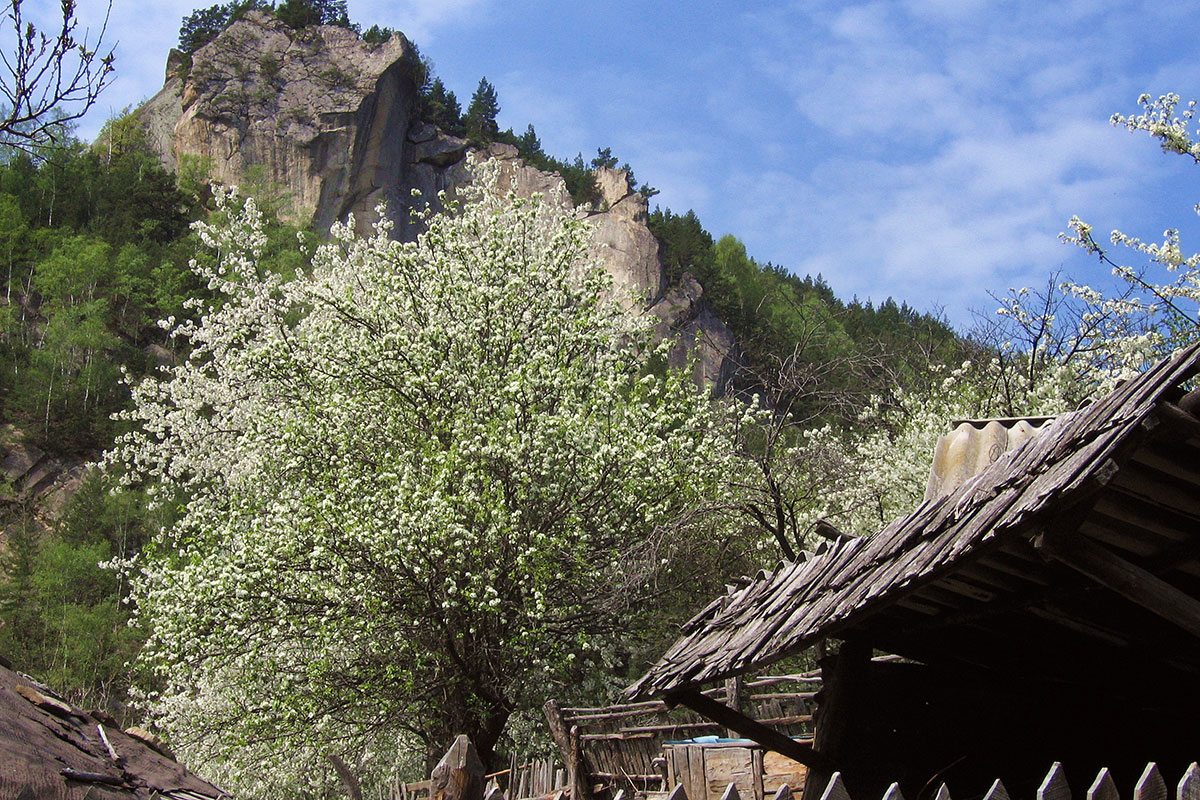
[49,0,1200,328]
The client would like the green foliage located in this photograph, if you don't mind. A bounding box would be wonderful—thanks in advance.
[274,0,351,30]
[463,77,501,145]
[591,147,619,170]
[418,77,463,135]
[178,0,267,54]
[0,472,153,716]
[362,24,396,44]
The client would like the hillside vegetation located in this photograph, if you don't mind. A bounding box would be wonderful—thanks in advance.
[11,2,1196,796]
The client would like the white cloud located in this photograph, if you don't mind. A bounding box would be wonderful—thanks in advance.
[713,0,1197,323]
[356,0,491,46]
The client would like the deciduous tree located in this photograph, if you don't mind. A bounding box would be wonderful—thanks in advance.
[0,0,114,149]
[111,160,738,793]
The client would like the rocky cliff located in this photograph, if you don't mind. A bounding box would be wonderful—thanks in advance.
[136,12,737,391]
[139,11,418,232]
[0,426,87,537]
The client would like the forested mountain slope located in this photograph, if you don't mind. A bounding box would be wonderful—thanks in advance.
[0,0,969,784]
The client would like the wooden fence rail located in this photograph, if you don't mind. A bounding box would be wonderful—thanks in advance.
[392,755,565,800]
[545,673,823,800]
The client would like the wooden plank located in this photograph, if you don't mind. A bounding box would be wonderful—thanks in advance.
[563,701,666,715]
[615,722,721,735]
[667,784,689,800]
[726,676,744,738]
[819,773,850,800]
[565,707,670,723]
[763,751,807,796]
[753,748,765,800]
[688,745,707,800]
[1087,768,1118,800]
[1135,764,1168,800]
[1131,447,1200,488]
[568,726,589,800]
[755,715,813,727]
[1038,763,1071,800]
[704,745,756,800]
[1176,763,1200,800]
[984,780,1011,800]
[882,783,905,800]
[772,786,795,800]
[1037,530,1200,640]
[933,785,952,800]
[669,690,835,774]
[1111,467,1200,520]
[722,784,742,800]
[430,736,486,800]
[744,675,822,689]
[1154,401,1200,442]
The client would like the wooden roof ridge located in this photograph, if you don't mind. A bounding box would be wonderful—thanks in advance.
[626,343,1200,700]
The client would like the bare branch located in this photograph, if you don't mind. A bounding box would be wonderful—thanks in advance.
[0,0,115,151]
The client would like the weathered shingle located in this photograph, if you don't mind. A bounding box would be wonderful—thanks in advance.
[628,343,1200,700]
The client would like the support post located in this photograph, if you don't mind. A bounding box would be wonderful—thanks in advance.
[800,641,870,800]
[724,675,744,740]
[431,735,486,800]
[544,700,590,800]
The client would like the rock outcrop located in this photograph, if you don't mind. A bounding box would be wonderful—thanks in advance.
[138,11,419,232]
[649,274,738,393]
[0,426,88,534]
[136,13,737,392]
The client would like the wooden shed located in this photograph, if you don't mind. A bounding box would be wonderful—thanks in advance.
[628,344,1200,800]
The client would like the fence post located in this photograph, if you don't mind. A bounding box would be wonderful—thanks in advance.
[1038,763,1071,800]
[544,700,590,800]
[431,735,486,800]
[1087,768,1118,800]
[1135,764,1168,800]
[983,779,1010,800]
[1179,764,1200,800]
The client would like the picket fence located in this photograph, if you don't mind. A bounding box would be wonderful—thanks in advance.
[653,761,1200,800]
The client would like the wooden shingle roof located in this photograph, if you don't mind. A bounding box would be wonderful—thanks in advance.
[0,658,229,800]
[628,343,1200,700]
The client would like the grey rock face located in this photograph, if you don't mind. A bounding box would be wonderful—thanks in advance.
[0,425,88,533]
[584,168,664,310]
[135,14,738,392]
[139,12,418,233]
[648,274,739,395]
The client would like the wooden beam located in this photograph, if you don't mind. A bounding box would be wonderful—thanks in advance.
[1036,530,1200,641]
[665,689,836,775]
[1153,401,1200,442]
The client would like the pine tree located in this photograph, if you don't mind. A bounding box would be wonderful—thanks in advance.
[463,77,500,145]
[420,78,463,136]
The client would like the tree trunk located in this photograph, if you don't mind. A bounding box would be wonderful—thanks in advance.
[329,753,364,800]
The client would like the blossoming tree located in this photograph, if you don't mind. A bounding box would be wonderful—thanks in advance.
[785,92,1200,544]
[110,163,738,792]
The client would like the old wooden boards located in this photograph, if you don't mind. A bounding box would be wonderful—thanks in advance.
[431,735,486,800]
